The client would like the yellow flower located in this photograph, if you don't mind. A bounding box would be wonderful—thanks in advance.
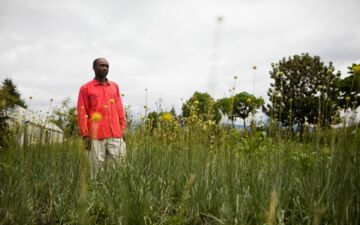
[109,98,115,104]
[345,96,351,102]
[246,98,252,103]
[194,100,199,105]
[91,112,102,122]
[161,112,173,122]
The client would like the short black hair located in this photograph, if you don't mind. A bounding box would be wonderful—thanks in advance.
[93,58,101,67]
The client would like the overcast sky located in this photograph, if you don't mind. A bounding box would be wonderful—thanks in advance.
[1,0,359,117]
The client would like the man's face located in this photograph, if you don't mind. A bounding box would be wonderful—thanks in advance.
[93,58,109,78]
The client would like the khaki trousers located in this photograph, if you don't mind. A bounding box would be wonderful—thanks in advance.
[87,138,126,179]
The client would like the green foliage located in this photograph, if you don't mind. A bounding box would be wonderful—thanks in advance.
[50,97,78,138]
[265,53,341,128]
[124,105,134,129]
[216,96,235,123]
[0,78,27,149]
[1,124,360,224]
[216,93,264,128]
[0,118,15,150]
[233,92,264,128]
[0,78,27,110]
[0,139,83,224]
[338,64,360,110]
[182,92,221,123]
[147,111,160,130]
[146,111,177,132]
[170,106,176,117]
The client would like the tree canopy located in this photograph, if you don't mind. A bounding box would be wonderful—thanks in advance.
[217,92,264,128]
[216,96,235,124]
[0,78,27,111]
[264,53,341,128]
[182,92,221,123]
[233,92,264,128]
[338,64,360,110]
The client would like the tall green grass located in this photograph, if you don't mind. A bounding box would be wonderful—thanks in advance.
[0,120,359,224]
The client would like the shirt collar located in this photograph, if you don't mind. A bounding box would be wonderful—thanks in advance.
[92,78,110,86]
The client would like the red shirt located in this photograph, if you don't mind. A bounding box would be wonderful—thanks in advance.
[77,78,126,139]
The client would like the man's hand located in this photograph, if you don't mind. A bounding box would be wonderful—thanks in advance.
[83,136,91,150]
[122,133,126,142]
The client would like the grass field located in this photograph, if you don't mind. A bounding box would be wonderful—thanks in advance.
[0,118,359,224]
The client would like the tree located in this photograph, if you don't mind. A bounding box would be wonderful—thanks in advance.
[147,111,159,130]
[0,78,27,110]
[170,106,176,118]
[182,92,221,123]
[264,53,341,129]
[233,92,264,128]
[0,78,27,148]
[338,64,360,111]
[216,96,235,125]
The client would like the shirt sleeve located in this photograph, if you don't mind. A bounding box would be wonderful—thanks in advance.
[116,84,126,134]
[77,86,90,137]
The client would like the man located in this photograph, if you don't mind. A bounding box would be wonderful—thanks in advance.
[77,58,126,178]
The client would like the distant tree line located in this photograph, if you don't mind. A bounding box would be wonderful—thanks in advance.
[1,53,359,139]
[148,53,359,131]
